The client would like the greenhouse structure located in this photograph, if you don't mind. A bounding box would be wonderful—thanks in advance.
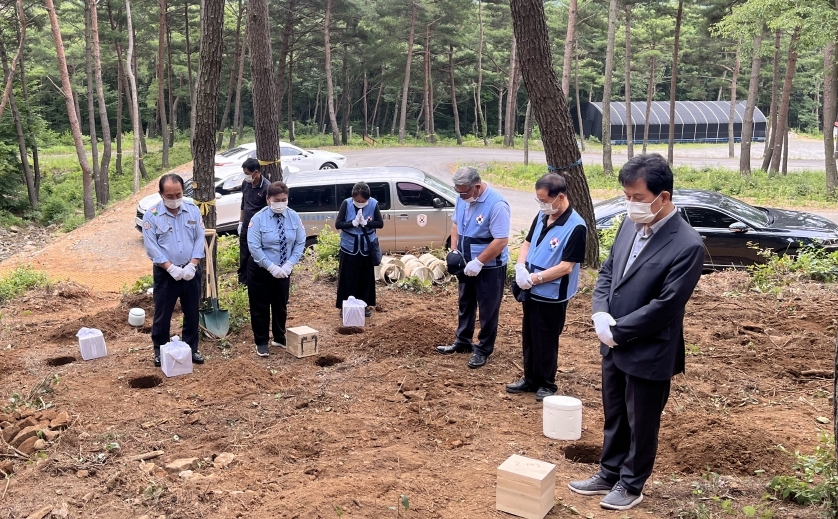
[573,101,767,144]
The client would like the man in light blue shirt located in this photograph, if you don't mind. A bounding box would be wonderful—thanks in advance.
[142,174,206,367]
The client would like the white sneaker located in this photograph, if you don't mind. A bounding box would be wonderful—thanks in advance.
[271,341,286,349]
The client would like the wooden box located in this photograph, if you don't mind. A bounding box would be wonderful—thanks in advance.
[286,326,320,358]
[496,454,556,519]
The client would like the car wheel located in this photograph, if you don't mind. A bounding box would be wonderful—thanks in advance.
[305,237,318,249]
[319,162,338,170]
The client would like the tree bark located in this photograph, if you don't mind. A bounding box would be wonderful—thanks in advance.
[125,0,142,192]
[768,27,800,175]
[194,0,225,231]
[449,45,462,145]
[504,33,518,147]
[216,0,242,149]
[643,55,656,154]
[287,50,295,142]
[824,40,838,195]
[84,1,102,207]
[312,79,321,133]
[230,26,247,149]
[166,23,176,143]
[510,0,599,267]
[185,3,195,147]
[497,88,504,137]
[476,0,487,145]
[106,0,123,177]
[249,0,282,180]
[363,68,369,136]
[666,0,684,165]
[340,44,350,144]
[45,0,95,219]
[728,44,741,159]
[761,29,782,171]
[0,0,25,122]
[740,30,763,176]
[398,2,418,143]
[90,0,111,197]
[17,32,40,195]
[574,37,585,152]
[157,0,170,167]
[372,69,384,132]
[423,25,432,143]
[561,0,577,99]
[624,4,634,159]
[523,99,532,164]
[275,0,296,136]
[324,0,341,146]
[0,39,36,208]
[601,0,618,174]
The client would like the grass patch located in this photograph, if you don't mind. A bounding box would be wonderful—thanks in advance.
[480,162,834,207]
[0,265,49,304]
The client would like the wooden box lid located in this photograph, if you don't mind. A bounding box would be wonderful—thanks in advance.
[497,455,556,493]
[288,326,319,336]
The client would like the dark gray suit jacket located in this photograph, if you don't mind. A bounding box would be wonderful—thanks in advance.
[592,211,704,380]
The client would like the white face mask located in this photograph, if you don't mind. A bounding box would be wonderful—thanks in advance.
[354,201,368,209]
[626,193,663,224]
[537,195,560,216]
[270,201,288,214]
[464,197,477,204]
[243,174,253,183]
[163,198,183,210]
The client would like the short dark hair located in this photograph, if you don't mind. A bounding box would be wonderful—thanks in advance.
[617,153,673,196]
[352,182,371,200]
[158,174,184,193]
[242,158,260,173]
[267,181,289,198]
[535,173,567,197]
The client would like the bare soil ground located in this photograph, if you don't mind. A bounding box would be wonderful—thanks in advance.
[0,266,835,519]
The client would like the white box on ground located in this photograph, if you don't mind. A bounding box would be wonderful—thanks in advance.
[76,327,107,360]
[542,395,582,440]
[496,454,556,519]
[160,336,193,377]
[341,296,366,327]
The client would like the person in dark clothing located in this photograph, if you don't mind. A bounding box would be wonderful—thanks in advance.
[507,173,587,402]
[237,157,269,285]
[334,182,384,317]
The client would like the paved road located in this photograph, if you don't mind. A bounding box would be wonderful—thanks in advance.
[341,147,838,232]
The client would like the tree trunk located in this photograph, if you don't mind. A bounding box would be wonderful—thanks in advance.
[157,0,169,166]
[45,0,95,219]
[275,0,296,137]
[428,32,436,144]
[504,34,518,147]
[194,0,225,231]
[391,89,400,135]
[740,30,763,176]
[287,51,295,142]
[88,0,111,200]
[666,0,684,165]
[497,88,504,137]
[0,0,25,122]
[601,0,618,175]
[761,29,782,171]
[230,27,247,149]
[824,40,838,195]
[423,25,432,142]
[0,40,36,208]
[561,0,577,99]
[574,37,585,152]
[781,126,789,176]
[125,0,142,192]
[185,3,195,147]
[398,2,418,143]
[166,23,176,144]
[324,0,341,146]
[371,69,384,131]
[643,55,656,154]
[249,0,282,180]
[624,4,634,159]
[84,1,102,207]
[768,27,800,175]
[510,0,599,267]
[728,45,741,159]
[362,68,369,136]
[217,0,242,148]
[523,99,532,164]
[476,0,487,145]
[449,45,463,145]
[106,0,123,177]
[340,44,350,144]
[312,79,321,132]
[17,35,40,196]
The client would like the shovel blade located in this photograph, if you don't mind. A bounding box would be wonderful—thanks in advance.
[200,299,230,338]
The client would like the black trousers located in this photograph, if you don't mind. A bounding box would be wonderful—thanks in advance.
[521,298,567,392]
[247,258,290,347]
[152,265,201,354]
[596,353,671,495]
[455,266,505,357]
[238,228,251,285]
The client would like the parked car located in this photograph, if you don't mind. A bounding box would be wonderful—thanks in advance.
[214,141,347,178]
[595,189,838,269]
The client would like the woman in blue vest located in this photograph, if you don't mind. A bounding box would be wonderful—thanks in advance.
[335,182,384,317]
[507,173,587,402]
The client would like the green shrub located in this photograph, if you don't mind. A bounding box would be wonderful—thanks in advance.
[61,214,85,233]
[748,244,838,293]
[394,275,432,293]
[769,434,838,515]
[216,235,240,275]
[217,277,250,332]
[312,226,340,280]
[0,266,49,304]
[39,197,69,225]
[123,275,154,295]
[598,214,624,263]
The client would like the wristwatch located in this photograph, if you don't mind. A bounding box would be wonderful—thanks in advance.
[536,273,544,284]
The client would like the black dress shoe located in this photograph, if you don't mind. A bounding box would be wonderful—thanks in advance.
[436,343,473,355]
[536,388,556,401]
[506,379,534,394]
[153,355,161,367]
[192,352,205,364]
[468,353,488,369]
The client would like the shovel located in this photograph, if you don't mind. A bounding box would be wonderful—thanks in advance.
[199,230,230,338]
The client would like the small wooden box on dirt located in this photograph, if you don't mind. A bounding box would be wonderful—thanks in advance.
[286,326,319,358]
[496,454,556,519]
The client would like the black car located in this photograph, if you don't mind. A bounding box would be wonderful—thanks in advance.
[594,189,838,269]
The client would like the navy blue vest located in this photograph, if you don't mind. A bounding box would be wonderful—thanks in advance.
[339,198,379,255]
[525,209,586,301]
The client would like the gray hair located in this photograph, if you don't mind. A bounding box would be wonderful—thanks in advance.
[452,166,481,187]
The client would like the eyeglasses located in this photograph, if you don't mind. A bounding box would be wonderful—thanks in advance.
[456,184,476,198]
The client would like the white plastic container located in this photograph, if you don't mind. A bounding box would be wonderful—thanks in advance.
[76,327,107,361]
[542,395,582,440]
[160,336,193,377]
[341,296,366,327]
[128,308,146,327]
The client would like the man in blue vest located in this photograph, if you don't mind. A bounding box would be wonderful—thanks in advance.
[436,167,510,369]
[508,173,587,401]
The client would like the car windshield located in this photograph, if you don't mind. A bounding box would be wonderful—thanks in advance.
[219,147,245,158]
[719,197,770,226]
[423,174,457,200]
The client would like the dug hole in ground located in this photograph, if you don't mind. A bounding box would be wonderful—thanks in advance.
[0,263,835,518]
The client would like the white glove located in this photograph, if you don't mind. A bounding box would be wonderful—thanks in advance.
[514,264,533,290]
[237,221,243,235]
[166,264,184,281]
[268,264,284,278]
[464,258,484,277]
[359,215,368,227]
[280,262,293,277]
[182,263,197,281]
[592,312,618,347]
[352,213,360,227]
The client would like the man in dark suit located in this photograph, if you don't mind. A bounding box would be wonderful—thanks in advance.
[568,154,704,511]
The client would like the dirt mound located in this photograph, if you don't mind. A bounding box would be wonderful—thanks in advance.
[198,356,288,397]
[660,417,793,476]
[358,314,455,356]
[50,293,156,341]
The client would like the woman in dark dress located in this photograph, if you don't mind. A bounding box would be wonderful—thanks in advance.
[334,182,384,317]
